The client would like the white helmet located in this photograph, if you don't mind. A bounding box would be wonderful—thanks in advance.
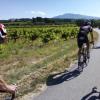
[0,23,7,33]
[0,23,5,29]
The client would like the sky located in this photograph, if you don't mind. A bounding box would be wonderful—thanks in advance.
[1,0,100,19]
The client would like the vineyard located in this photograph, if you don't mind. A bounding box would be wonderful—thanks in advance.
[7,26,79,43]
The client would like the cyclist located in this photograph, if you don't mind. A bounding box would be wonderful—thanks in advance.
[0,24,17,98]
[77,20,94,66]
[0,23,7,43]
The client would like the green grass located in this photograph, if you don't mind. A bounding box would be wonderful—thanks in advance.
[1,38,76,82]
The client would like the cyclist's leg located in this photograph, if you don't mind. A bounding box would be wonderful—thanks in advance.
[78,48,81,64]
[77,36,83,66]
[86,36,90,58]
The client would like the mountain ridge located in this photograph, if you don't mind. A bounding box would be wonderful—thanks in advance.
[53,13,100,19]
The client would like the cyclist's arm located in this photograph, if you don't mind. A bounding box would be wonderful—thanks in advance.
[2,28,7,34]
[90,32,94,43]
[0,76,8,91]
[0,80,7,86]
[89,27,94,42]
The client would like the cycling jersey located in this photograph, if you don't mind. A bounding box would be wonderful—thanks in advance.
[77,25,93,48]
[0,23,7,37]
[79,25,93,36]
[0,31,2,37]
[0,24,7,43]
[1,29,6,36]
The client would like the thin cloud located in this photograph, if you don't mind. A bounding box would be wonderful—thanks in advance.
[30,10,46,17]
[37,11,46,16]
[31,11,35,14]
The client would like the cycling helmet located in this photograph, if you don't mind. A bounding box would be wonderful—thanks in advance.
[0,23,7,33]
[87,21,91,25]
[84,20,91,26]
[0,24,5,29]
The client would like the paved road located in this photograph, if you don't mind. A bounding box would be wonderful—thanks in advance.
[33,28,100,100]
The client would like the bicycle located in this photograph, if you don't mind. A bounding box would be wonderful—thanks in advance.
[81,87,100,100]
[78,41,94,72]
[78,43,90,71]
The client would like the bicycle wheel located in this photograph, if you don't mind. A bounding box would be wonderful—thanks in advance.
[84,47,90,66]
[78,52,84,72]
[78,43,87,71]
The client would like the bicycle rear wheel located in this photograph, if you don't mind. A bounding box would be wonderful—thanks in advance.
[78,43,87,71]
[84,47,90,66]
[78,52,84,72]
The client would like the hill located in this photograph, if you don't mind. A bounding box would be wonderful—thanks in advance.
[53,13,100,19]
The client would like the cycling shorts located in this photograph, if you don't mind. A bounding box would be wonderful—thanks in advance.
[77,33,89,48]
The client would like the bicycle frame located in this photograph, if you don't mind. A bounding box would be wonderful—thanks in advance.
[78,43,89,71]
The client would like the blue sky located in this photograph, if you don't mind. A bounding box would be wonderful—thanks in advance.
[1,0,100,19]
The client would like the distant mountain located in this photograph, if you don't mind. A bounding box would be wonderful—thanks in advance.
[53,13,100,19]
